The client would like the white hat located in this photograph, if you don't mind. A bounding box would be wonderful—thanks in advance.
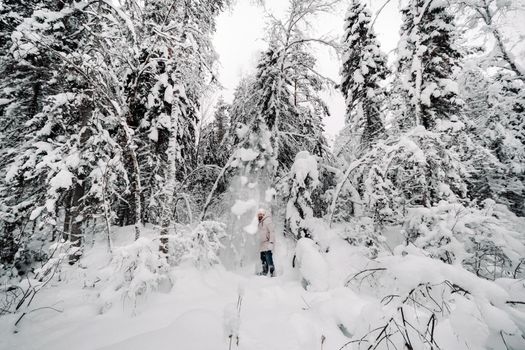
[257,208,266,215]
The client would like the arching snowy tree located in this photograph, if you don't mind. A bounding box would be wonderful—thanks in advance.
[456,0,525,81]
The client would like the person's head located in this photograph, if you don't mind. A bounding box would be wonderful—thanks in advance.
[257,208,266,221]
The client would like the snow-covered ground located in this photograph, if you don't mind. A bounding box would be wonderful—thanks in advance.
[0,225,367,350]
[1,223,524,350]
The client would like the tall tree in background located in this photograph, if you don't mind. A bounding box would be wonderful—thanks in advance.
[199,97,231,167]
[339,0,389,160]
[331,0,472,227]
[228,76,259,134]
[396,0,463,130]
[242,0,337,180]
[113,0,226,252]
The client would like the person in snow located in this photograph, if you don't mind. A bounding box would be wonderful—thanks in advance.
[257,208,276,277]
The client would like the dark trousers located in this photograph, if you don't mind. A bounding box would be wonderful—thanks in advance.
[260,250,275,275]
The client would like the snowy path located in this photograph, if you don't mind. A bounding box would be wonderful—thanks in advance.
[95,268,363,350]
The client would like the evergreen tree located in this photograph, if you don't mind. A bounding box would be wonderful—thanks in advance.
[199,97,232,167]
[389,0,470,207]
[228,76,257,127]
[248,38,330,179]
[396,0,463,130]
[286,43,329,159]
[340,0,389,158]
[0,0,44,268]
[134,0,226,251]
[331,0,474,229]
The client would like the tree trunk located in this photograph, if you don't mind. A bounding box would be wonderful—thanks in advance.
[117,107,142,240]
[63,191,72,240]
[482,3,524,80]
[68,183,84,247]
[160,89,180,254]
[129,148,142,241]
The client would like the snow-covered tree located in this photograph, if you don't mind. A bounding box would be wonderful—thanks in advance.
[238,0,336,182]
[378,0,478,209]
[228,76,258,136]
[0,0,44,268]
[339,0,389,159]
[395,0,463,130]
[143,1,224,252]
[106,0,227,251]
[199,97,232,167]
[0,1,101,266]
[456,0,525,81]
[284,43,330,160]
[460,67,525,215]
[286,151,319,239]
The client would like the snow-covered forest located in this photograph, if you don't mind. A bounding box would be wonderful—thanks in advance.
[0,0,524,349]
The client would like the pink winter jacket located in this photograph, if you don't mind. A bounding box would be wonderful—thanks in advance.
[258,215,275,252]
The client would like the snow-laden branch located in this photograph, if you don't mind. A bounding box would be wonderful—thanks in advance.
[328,158,363,226]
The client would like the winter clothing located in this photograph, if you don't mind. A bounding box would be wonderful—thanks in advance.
[257,212,276,276]
[260,250,275,276]
[258,214,275,252]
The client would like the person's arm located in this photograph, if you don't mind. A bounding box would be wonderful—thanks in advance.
[267,219,275,248]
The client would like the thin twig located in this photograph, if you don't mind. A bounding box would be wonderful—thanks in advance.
[14,306,63,327]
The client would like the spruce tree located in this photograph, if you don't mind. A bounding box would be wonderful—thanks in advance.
[332,0,472,228]
[390,0,470,207]
[137,0,226,251]
[396,0,463,130]
[199,97,231,167]
[340,0,389,158]
[286,151,319,240]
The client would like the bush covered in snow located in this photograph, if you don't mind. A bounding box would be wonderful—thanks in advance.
[170,220,227,268]
[344,252,525,350]
[403,200,525,280]
[0,241,72,316]
[99,237,171,313]
[286,151,319,240]
[294,238,329,292]
[339,217,383,259]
